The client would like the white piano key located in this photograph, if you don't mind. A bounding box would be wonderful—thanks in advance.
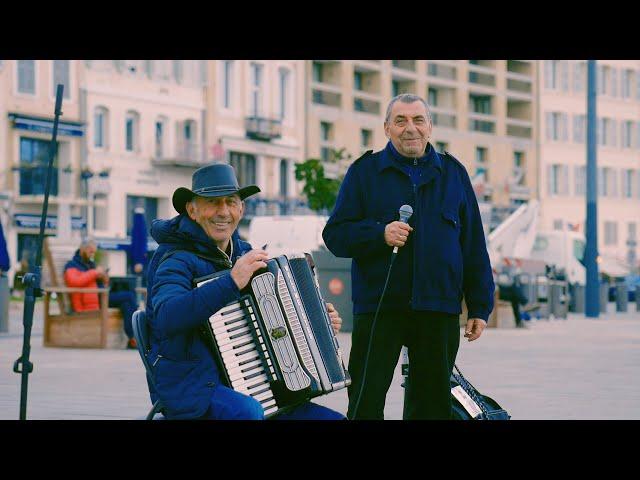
[217,334,255,353]
[210,310,248,328]
[213,318,248,335]
[264,406,279,416]
[251,390,274,403]
[227,359,263,379]
[232,373,268,391]
[215,326,252,346]
[221,346,259,364]
[261,399,277,409]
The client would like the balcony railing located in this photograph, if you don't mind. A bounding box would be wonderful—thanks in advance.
[245,116,282,142]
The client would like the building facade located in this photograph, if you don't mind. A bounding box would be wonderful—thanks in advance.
[205,60,308,228]
[538,60,640,266]
[305,60,538,219]
[0,60,86,280]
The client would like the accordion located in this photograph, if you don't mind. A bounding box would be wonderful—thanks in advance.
[196,252,351,418]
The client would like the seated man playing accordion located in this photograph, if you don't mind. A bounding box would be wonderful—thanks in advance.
[144,163,345,420]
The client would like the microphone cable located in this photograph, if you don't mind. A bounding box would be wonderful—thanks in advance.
[348,249,397,420]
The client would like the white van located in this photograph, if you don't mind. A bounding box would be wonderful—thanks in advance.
[530,230,586,285]
[246,215,329,257]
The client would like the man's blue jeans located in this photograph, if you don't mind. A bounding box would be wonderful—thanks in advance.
[201,384,345,420]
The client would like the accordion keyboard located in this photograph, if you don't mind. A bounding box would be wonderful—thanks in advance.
[208,300,280,417]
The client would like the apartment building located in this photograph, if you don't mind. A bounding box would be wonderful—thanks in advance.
[538,60,640,266]
[0,60,86,278]
[306,60,538,215]
[205,60,308,226]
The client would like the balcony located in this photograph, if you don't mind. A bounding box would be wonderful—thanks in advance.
[353,97,380,115]
[427,62,457,81]
[312,89,341,108]
[245,116,282,142]
[431,108,457,129]
[469,71,496,87]
[507,77,533,95]
[392,60,417,73]
[152,142,204,168]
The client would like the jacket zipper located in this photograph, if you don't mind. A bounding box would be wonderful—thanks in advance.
[411,182,418,309]
[152,354,163,367]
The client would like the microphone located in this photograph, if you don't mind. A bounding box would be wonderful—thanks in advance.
[393,204,413,254]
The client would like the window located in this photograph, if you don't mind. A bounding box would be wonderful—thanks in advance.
[320,121,333,141]
[20,137,58,196]
[181,120,197,159]
[475,147,488,180]
[173,60,183,83]
[514,151,524,168]
[361,129,372,149]
[221,60,233,109]
[229,152,257,187]
[312,62,323,82]
[575,166,586,196]
[573,62,586,92]
[155,117,166,158]
[52,60,70,99]
[126,195,157,237]
[573,114,586,143]
[125,111,139,152]
[17,60,35,94]
[428,87,438,107]
[250,63,263,117]
[629,223,637,241]
[553,219,564,231]
[548,164,568,195]
[94,107,108,149]
[622,69,633,98]
[320,147,332,162]
[279,67,290,120]
[622,121,634,148]
[544,60,568,91]
[604,221,617,246]
[469,94,492,114]
[392,80,400,97]
[279,159,288,198]
[153,60,172,80]
[547,112,568,141]
[622,169,636,198]
[354,71,363,90]
[93,193,108,231]
[599,167,617,197]
[436,141,448,153]
[354,98,364,112]
[598,118,616,146]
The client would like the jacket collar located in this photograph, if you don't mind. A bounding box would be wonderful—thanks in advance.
[377,141,442,173]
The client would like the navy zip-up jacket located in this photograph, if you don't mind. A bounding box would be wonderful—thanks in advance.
[144,214,251,419]
[322,142,494,321]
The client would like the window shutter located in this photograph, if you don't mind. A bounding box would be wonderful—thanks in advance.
[611,68,618,97]
[561,61,569,92]
[545,112,553,140]
[562,165,569,194]
[547,165,554,195]
[562,114,569,141]
[544,61,552,89]
[610,169,618,197]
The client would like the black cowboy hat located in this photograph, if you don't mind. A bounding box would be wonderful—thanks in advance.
[172,163,260,214]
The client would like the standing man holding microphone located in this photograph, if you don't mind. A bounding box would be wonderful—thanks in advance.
[323,94,494,419]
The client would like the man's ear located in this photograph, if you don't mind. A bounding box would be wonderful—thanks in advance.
[383,122,390,139]
[185,199,196,220]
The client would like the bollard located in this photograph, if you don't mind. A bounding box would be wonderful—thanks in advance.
[599,283,609,313]
[0,274,8,333]
[555,281,569,319]
[615,283,628,312]
[571,283,585,313]
[536,275,550,319]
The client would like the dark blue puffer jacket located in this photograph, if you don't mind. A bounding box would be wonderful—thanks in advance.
[144,214,252,419]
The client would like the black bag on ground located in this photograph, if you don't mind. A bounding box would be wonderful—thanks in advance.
[450,365,510,420]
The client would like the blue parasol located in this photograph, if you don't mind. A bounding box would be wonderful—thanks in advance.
[130,207,148,273]
[0,221,9,272]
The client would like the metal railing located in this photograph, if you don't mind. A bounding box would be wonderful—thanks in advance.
[245,116,282,141]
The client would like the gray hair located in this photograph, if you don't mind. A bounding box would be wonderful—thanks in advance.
[80,236,97,248]
[384,93,432,124]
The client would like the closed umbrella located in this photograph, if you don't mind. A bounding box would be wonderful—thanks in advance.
[0,220,9,272]
[131,208,148,269]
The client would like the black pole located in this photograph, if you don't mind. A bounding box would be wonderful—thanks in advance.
[13,84,64,420]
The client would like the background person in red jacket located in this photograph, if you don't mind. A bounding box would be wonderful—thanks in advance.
[64,237,138,349]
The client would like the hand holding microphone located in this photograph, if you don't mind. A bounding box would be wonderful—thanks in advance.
[384,204,413,253]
